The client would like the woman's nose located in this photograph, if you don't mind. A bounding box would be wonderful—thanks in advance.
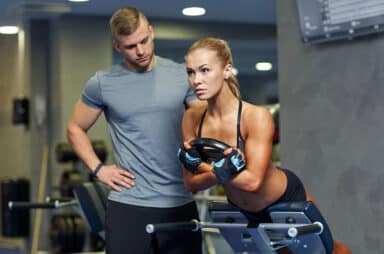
[192,72,202,84]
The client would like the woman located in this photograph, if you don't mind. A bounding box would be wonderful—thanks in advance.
[178,37,351,254]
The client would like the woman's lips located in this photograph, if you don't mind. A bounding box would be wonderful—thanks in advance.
[194,88,206,96]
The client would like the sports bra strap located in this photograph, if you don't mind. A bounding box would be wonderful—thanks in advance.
[237,100,242,148]
[197,110,207,138]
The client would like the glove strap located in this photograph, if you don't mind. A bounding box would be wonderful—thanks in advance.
[177,147,201,173]
[212,151,245,183]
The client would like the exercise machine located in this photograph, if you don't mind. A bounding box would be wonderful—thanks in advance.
[7,181,108,253]
[146,200,333,254]
[7,141,109,253]
[146,138,334,254]
[8,181,108,242]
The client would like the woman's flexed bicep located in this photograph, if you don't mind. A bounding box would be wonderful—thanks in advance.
[228,106,275,192]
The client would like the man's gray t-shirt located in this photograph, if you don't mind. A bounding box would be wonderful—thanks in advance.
[82,56,196,208]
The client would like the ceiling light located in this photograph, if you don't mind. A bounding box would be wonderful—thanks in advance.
[182,7,206,16]
[255,62,272,71]
[67,0,89,2]
[0,26,19,35]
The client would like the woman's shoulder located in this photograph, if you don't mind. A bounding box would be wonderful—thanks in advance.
[241,101,274,139]
[242,101,272,121]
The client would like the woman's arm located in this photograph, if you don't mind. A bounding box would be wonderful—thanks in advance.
[226,106,275,192]
[181,108,218,192]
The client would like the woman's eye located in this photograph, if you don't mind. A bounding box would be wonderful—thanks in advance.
[201,67,209,73]
[186,70,194,76]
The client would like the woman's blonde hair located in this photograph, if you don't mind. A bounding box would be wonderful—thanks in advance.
[186,37,240,98]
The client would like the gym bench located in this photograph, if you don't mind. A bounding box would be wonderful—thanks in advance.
[146,200,334,254]
[8,181,109,241]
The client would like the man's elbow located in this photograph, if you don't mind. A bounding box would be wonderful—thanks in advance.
[66,121,80,143]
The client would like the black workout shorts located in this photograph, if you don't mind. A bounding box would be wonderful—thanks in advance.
[105,200,202,254]
[236,168,306,225]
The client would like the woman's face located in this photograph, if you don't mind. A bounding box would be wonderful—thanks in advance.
[185,48,228,100]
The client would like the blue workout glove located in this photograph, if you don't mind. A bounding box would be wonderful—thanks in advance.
[212,150,246,183]
[177,146,202,173]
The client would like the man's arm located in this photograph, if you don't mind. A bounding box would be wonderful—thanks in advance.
[67,100,135,191]
[67,100,103,171]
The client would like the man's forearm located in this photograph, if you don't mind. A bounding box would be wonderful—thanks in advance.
[67,123,102,172]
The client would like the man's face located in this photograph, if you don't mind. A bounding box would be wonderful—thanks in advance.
[113,20,155,72]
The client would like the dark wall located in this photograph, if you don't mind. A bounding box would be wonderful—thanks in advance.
[277,1,384,252]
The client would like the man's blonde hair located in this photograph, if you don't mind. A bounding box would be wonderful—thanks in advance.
[109,7,148,37]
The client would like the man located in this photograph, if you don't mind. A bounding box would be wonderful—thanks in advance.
[67,7,203,254]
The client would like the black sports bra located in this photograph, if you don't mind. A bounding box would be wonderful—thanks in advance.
[197,100,245,162]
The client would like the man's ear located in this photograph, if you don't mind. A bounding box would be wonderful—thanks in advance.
[112,39,121,53]
[148,25,154,40]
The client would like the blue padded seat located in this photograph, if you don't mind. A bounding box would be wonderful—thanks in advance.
[267,201,334,254]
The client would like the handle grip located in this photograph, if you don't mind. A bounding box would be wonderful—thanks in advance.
[146,219,199,234]
[8,200,77,210]
[287,222,323,238]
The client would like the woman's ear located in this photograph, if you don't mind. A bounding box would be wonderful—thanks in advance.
[224,64,233,79]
